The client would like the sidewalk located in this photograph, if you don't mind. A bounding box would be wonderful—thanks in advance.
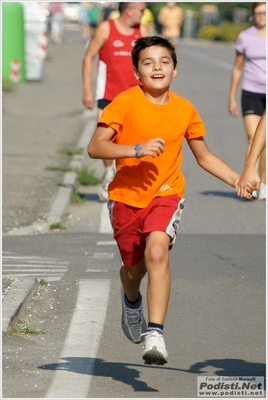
[2,26,98,235]
[2,26,100,332]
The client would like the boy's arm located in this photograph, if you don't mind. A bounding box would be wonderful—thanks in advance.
[88,124,165,159]
[187,136,240,188]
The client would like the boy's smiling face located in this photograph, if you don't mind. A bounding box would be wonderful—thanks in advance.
[134,45,177,95]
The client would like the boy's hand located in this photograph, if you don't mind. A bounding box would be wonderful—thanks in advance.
[136,138,165,158]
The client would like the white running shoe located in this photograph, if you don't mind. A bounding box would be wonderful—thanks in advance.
[259,183,266,200]
[142,330,168,365]
[121,288,147,344]
[98,184,109,202]
[251,190,258,200]
[98,167,115,202]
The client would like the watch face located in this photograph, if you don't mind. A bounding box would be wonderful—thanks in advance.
[135,144,142,157]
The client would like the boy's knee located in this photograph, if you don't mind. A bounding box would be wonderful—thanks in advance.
[121,263,146,282]
[145,242,168,265]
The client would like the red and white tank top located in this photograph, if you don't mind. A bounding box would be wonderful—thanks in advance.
[96,20,142,101]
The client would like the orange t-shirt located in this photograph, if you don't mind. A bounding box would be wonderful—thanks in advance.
[98,85,207,208]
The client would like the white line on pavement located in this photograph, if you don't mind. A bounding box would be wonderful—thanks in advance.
[86,269,108,272]
[100,203,113,234]
[97,240,116,245]
[2,256,68,263]
[93,252,114,260]
[45,279,110,398]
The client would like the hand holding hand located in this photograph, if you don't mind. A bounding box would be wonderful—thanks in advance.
[235,173,260,199]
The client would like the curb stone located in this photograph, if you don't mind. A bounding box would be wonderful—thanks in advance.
[47,111,98,225]
[2,278,39,333]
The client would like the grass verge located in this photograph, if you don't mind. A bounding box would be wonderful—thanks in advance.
[13,320,45,335]
[57,147,83,156]
[71,191,87,204]
[50,222,66,230]
[46,165,102,186]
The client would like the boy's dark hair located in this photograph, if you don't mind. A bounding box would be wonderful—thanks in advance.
[131,36,177,69]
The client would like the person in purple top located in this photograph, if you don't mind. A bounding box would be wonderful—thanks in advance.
[228,2,266,200]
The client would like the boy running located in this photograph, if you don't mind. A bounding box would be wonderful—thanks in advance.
[88,36,254,365]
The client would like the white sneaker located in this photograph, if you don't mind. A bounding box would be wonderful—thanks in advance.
[121,288,147,344]
[98,167,115,202]
[98,184,109,202]
[142,330,168,365]
[251,190,258,200]
[259,183,266,200]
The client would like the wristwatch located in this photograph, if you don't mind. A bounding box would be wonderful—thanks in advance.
[135,143,142,158]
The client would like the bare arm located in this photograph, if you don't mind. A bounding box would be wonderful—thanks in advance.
[187,136,240,188]
[82,21,109,109]
[228,51,245,117]
[88,125,165,159]
[236,110,266,197]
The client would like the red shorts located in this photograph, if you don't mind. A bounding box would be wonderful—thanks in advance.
[108,194,185,266]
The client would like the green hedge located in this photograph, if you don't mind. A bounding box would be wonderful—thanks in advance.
[197,21,251,42]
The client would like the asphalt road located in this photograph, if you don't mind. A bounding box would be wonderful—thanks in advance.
[2,32,266,398]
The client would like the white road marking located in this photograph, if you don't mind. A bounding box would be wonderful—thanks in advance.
[97,240,116,245]
[3,265,68,269]
[3,269,67,273]
[93,252,114,260]
[45,279,110,399]
[2,255,68,264]
[2,253,68,279]
[100,203,113,233]
[86,269,108,272]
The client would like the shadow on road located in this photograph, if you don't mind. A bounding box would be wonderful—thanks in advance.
[185,358,266,378]
[82,192,101,202]
[200,190,246,201]
[39,356,266,392]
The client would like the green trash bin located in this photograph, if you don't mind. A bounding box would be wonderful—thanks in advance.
[2,2,26,83]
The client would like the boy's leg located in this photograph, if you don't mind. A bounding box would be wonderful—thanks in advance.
[145,231,171,325]
[142,231,171,365]
[120,259,147,302]
[120,260,147,344]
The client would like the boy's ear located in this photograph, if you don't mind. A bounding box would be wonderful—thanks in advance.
[134,68,140,80]
[173,69,177,78]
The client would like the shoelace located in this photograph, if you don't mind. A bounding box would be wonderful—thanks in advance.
[125,307,143,329]
[141,330,163,340]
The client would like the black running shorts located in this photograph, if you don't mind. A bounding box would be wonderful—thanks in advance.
[241,90,266,117]
[97,99,111,110]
